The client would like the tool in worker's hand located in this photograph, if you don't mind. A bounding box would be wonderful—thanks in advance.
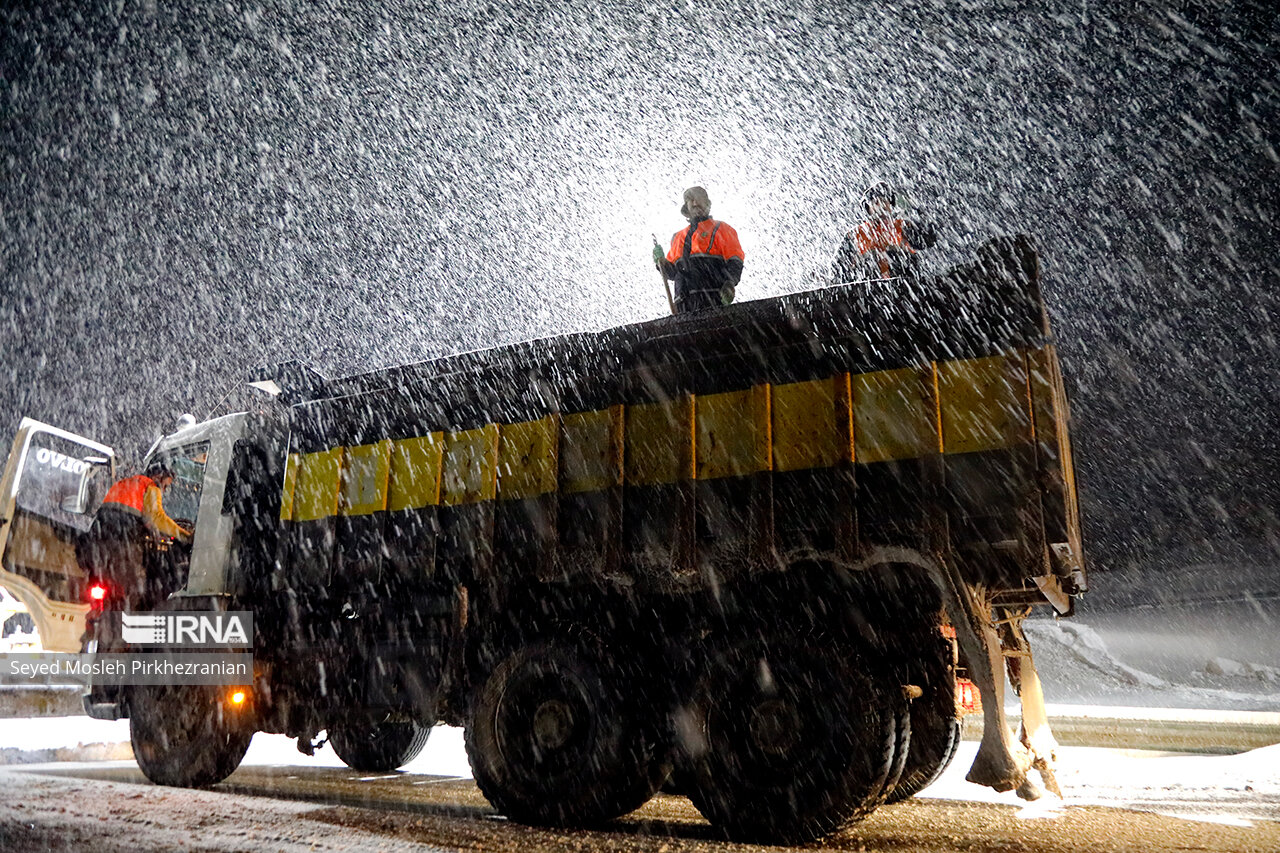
[652,234,676,315]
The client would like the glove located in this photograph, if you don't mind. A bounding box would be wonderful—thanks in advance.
[652,244,666,269]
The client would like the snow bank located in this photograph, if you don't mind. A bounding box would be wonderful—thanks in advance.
[1023,617,1280,711]
[1025,619,1167,687]
[1205,657,1280,684]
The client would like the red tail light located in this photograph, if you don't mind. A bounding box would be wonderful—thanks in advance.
[955,678,982,716]
[87,582,108,607]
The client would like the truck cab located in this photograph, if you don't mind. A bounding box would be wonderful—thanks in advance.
[0,412,285,711]
[128,411,286,603]
[82,411,285,715]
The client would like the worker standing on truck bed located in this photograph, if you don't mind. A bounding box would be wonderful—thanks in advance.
[77,463,190,602]
[833,181,937,283]
[653,186,744,313]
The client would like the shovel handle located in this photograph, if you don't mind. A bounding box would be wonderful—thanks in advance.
[652,234,676,315]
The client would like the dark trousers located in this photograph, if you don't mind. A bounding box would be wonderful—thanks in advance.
[77,507,150,602]
[674,286,720,314]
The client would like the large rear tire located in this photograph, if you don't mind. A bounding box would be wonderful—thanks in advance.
[885,634,961,803]
[465,640,667,827]
[885,712,961,802]
[328,715,432,772]
[129,683,252,787]
[687,639,903,844]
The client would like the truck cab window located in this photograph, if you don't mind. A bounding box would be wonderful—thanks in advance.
[152,443,209,524]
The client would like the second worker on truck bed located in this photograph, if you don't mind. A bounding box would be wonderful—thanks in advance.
[833,181,937,283]
[653,186,745,313]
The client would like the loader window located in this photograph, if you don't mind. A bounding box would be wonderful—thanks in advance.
[149,443,209,525]
[16,432,113,534]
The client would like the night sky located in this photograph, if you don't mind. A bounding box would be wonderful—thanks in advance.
[3,1,1277,574]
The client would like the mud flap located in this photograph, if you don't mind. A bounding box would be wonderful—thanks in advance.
[933,554,1060,799]
[929,554,1032,794]
[1002,616,1062,799]
[845,547,1060,798]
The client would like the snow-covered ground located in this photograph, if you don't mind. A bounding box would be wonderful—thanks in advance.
[925,742,1280,826]
[0,716,470,776]
[239,723,474,778]
[2,719,1277,827]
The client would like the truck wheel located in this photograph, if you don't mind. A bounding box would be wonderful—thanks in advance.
[885,711,960,802]
[465,640,667,827]
[687,640,902,844]
[129,684,252,787]
[886,635,961,803]
[328,715,432,772]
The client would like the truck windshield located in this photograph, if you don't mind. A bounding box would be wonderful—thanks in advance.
[150,442,209,525]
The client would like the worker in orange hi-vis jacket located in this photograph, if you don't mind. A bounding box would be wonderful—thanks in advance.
[98,465,191,541]
[833,181,937,283]
[652,186,744,313]
[77,462,191,608]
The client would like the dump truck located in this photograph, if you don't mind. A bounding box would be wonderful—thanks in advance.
[0,234,1085,844]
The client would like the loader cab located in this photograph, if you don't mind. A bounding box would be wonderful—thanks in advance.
[0,419,115,650]
[141,411,287,599]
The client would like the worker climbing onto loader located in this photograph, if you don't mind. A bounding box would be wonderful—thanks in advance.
[652,186,744,313]
[833,181,937,283]
[76,462,190,604]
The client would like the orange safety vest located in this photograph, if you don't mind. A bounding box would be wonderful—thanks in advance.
[854,218,914,278]
[665,218,745,265]
[101,475,156,516]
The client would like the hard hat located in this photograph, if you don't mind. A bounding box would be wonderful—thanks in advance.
[862,181,896,213]
[680,186,711,219]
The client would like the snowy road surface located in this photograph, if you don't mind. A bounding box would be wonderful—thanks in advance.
[2,739,1278,852]
[3,608,1278,849]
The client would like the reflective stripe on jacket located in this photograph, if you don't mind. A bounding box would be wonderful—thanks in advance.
[853,218,915,278]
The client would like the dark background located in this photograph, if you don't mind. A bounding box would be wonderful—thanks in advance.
[3,1,1277,582]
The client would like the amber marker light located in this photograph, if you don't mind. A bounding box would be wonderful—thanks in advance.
[229,690,247,706]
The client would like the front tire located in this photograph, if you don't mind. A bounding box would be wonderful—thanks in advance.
[129,683,252,787]
[465,639,667,827]
[328,715,432,772]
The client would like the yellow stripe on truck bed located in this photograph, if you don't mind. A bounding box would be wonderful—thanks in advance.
[284,350,1046,521]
